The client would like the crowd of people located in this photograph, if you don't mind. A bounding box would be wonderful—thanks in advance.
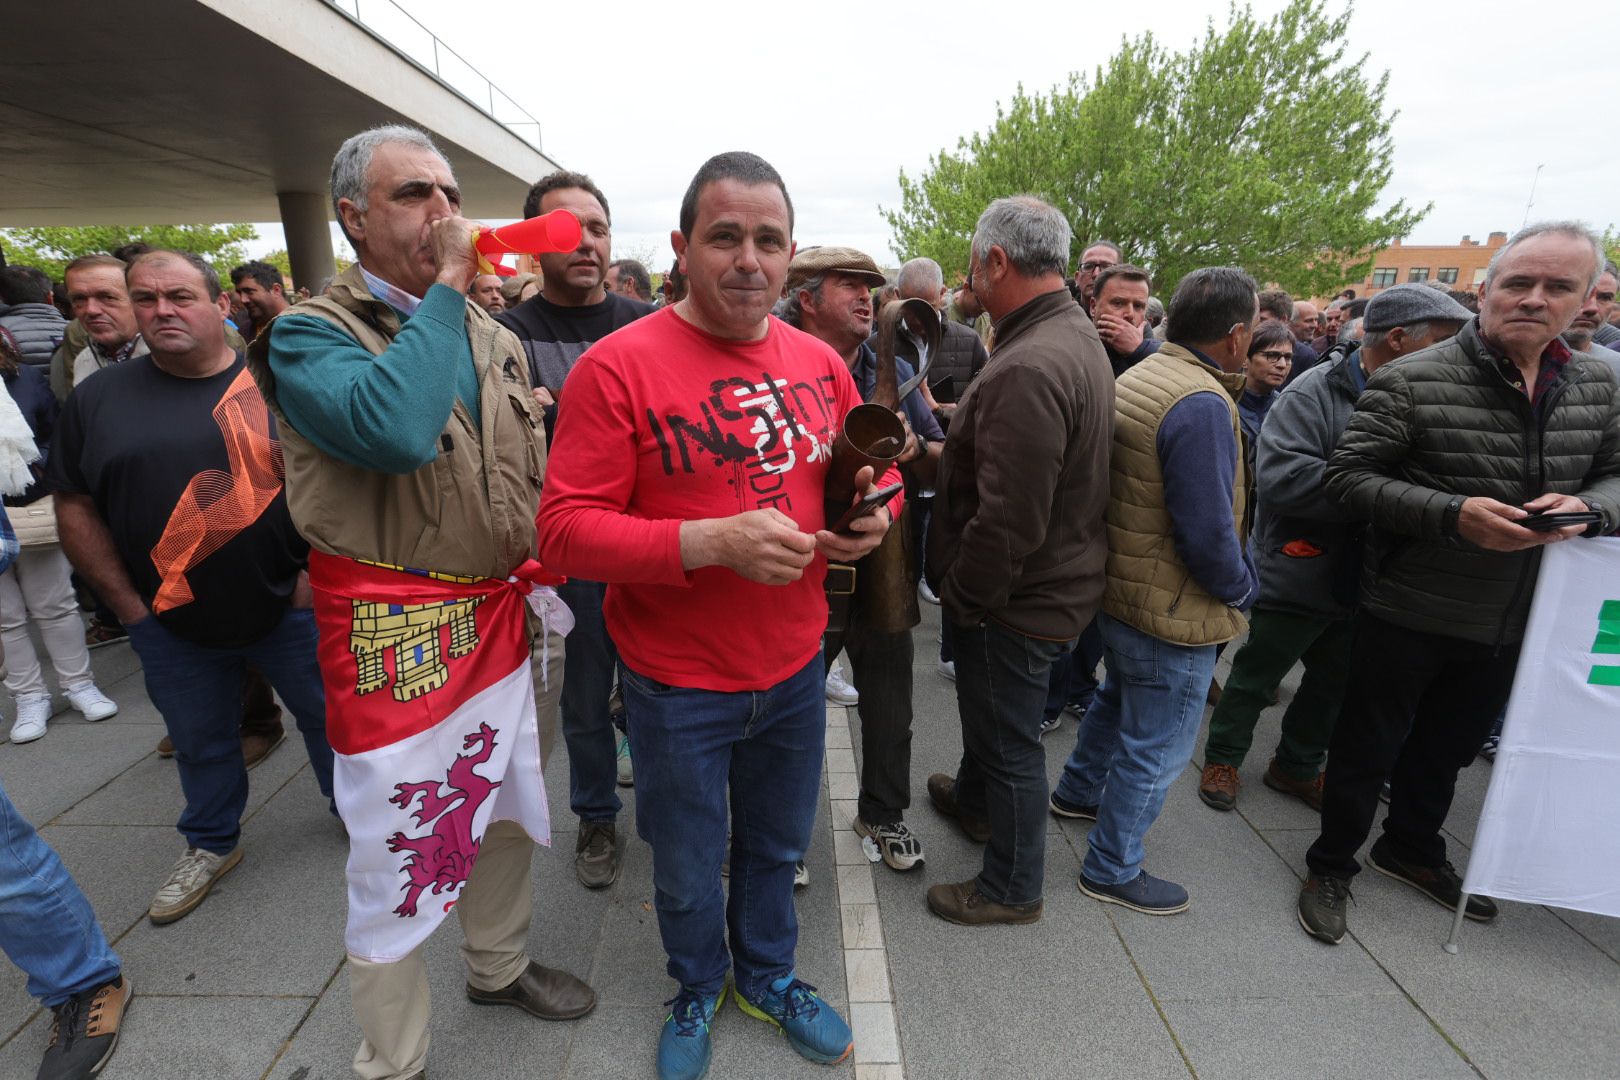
[2,120,1619,1080]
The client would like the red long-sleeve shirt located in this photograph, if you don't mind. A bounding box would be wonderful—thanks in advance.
[538,307,901,691]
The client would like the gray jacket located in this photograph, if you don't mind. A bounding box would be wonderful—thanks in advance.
[1252,345,1363,619]
[0,304,66,366]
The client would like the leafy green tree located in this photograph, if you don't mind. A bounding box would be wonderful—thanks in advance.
[884,0,1426,298]
[1602,226,1620,272]
[0,223,259,280]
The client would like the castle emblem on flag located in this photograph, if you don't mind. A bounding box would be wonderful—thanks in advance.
[349,597,485,701]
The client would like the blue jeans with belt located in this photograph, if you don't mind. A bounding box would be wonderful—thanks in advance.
[126,606,334,854]
[1055,612,1217,886]
[0,782,121,1006]
[620,652,824,1001]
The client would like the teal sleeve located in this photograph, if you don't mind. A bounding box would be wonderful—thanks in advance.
[267,284,473,474]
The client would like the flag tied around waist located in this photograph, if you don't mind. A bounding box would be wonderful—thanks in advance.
[308,551,569,962]
[1464,538,1620,917]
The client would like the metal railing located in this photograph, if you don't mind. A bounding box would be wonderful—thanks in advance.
[326,0,543,152]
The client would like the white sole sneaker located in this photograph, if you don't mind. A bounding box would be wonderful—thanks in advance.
[68,687,120,722]
[8,717,47,744]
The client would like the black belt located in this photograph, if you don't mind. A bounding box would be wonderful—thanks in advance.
[825,562,857,634]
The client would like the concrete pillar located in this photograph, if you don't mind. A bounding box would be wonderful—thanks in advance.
[277,191,337,294]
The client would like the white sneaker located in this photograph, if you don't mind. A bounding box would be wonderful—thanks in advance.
[918,580,941,605]
[825,664,859,706]
[149,846,243,925]
[68,685,119,722]
[9,693,52,744]
[938,660,956,682]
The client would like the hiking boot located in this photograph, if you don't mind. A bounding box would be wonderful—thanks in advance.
[926,773,989,842]
[85,618,127,650]
[855,818,924,871]
[575,821,621,889]
[1080,870,1190,915]
[615,730,634,787]
[824,664,858,706]
[736,971,853,1065]
[156,735,174,758]
[926,879,1042,926]
[1198,763,1241,811]
[657,985,726,1080]
[150,846,242,924]
[466,960,596,1020]
[241,730,286,771]
[1048,791,1098,821]
[1366,837,1497,922]
[1298,874,1353,944]
[37,976,131,1080]
[67,685,118,723]
[1262,758,1323,812]
[9,692,52,744]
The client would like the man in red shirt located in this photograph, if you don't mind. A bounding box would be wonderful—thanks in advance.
[538,152,896,1080]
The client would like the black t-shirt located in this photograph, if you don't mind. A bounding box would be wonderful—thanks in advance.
[496,291,656,433]
[48,352,308,647]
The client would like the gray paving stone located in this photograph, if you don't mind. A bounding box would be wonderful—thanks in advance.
[0,992,310,1080]
[36,823,191,938]
[562,1002,856,1080]
[1161,993,1477,1080]
[108,772,350,998]
[0,723,157,822]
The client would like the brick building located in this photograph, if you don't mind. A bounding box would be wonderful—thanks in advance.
[1340,231,1507,298]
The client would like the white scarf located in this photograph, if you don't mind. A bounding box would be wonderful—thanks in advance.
[0,378,41,498]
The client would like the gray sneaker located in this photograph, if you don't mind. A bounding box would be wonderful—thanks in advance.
[855,818,924,871]
[1298,874,1352,944]
[615,730,634,788]
[150,846,242,924]
[575,821,621,889]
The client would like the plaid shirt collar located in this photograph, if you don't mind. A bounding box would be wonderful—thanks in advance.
[1493,335,1572,406]
[359,264,423,318]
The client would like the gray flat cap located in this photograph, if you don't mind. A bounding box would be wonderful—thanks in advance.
[1364,283,1475,332]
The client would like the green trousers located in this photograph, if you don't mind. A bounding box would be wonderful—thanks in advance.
[1203,608,1352,780]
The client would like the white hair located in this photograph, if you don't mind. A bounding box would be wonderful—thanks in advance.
[897,257,943,300]
[970,196,1072,279]
[330,125,449,234]
[1483,220,1603,292]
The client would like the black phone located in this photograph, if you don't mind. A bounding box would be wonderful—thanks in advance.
[1518,510,1603,532]
[831,482,904,534]
[929,374,956,402]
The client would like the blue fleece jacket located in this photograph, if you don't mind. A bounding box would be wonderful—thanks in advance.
[267,283,480,475]
[1154,349,1257,610]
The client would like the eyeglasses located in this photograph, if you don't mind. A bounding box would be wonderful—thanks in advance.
[1253,349,1293,363]
[1079,261,1115,273]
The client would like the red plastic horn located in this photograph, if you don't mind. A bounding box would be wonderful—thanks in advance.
[472,210,583,276]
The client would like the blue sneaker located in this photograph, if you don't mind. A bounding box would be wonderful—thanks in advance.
[736,972,853,1065]
[1079,870,1190,915]
[657,985,727,1080]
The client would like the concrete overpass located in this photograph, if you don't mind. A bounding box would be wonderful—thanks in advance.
[0,0,558,289]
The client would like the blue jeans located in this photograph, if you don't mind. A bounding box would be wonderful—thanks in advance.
[126,606,334,854]
[1055,612,1216,886]
[620,652,824,1001]
[952,620,1072,905]
[0,782,121,1006]
[557,578,622,824]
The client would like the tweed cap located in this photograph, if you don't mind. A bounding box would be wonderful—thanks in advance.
[785,246,887,293]
[1364,283,1475,332]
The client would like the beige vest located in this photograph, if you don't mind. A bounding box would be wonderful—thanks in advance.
[1102,342,1250,646]
[246,266,546,580]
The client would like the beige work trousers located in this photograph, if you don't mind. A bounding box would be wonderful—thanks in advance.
[347,631,564,1080]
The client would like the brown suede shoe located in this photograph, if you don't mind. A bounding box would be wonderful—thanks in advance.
[926,773,990,843]
[1198,763,1241,811]
[467,961,597,1020]
[156,735,174,758]
[926,879,1041,926]
[1263,757,1324,811]
[241,730,286,771]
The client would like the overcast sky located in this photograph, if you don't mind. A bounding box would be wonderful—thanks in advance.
[250,0,1616,273]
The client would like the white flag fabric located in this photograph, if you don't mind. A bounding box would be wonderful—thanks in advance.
[1463,538,1620,917]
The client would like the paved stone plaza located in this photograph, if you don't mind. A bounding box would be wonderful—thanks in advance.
[3,603,1617,1079]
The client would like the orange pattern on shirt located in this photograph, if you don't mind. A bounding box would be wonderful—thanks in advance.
[149,367,285,614]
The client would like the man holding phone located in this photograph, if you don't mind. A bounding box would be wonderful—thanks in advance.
[783,246,943,872]
[1298,221,1620,945]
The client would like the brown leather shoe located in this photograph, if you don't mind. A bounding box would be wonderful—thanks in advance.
[1263,757,1324,811]
[926,773,990,843]
[1206,679,1222,706]
[1198,763,1241,811]
[156,735,175,758]
[241,730,287,771]
[926,879,1041,926]
[466,960,597,1020]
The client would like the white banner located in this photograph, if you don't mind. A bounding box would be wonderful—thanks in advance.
[1463,538,1620,917]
